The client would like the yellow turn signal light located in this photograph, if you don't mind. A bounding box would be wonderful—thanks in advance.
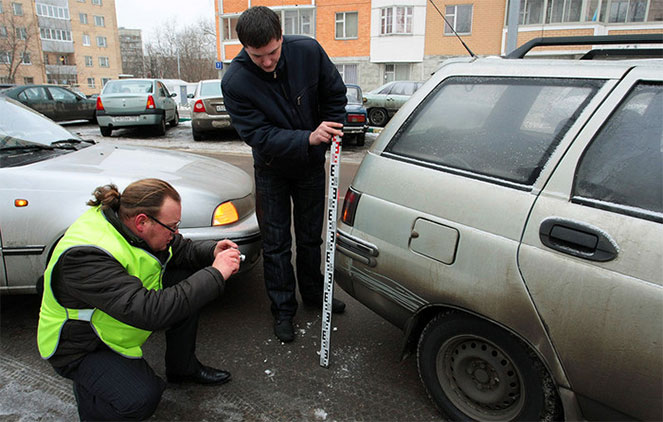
[15,199,28,207]
[212,202,239,226]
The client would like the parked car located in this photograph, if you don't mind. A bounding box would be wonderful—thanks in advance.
[96,79,179,137]
[335,35,662,421]
[362,80,423,126]
[0,96,261,294]
[0,84,96,122]
[342,84,368,146]
[187,79,232,141]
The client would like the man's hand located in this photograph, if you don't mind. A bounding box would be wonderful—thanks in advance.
[212,247,241,280]
[309,121,343,146]
[213,239,238,256]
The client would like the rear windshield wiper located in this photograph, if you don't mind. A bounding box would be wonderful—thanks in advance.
[0,144,55,153]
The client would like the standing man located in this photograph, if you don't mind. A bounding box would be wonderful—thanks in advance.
[222,6,347,343]
[37,179,242,420]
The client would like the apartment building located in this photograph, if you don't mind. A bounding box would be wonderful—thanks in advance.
[118,27,144,78]
[0,0,122,95]
[215,0,662,90]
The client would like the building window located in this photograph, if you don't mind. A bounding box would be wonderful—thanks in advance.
[79,13,88,24]
[87,77,95,88]
[606,0,648,22]
[336,12,358,39]
[444,4,473,35]
[94,15,105,26]
[92,0,102,5]
[40,28,73,41]
[336,63,358,84]
[384,63,411,83]
[12,2,23,16]
[0,52,11,64]
[24,76,34,84]
[222,16,238,40]
[519,0,545,24]
[0,26,6,38]
[85,55,93,66]
[0,3,3,13]
[381,6,413,35]
[83,33,90,46]
[546,0,583,22]
[101,77,111,87]
[99,56,109,67]
[36,3,70,19]
[16,27,27,40]
[21,52,30,64]
[280,8,315,36]
[96,36,107,47]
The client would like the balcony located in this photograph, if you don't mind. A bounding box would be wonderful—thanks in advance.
[45,64,77,75]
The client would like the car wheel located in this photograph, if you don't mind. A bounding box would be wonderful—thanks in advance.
[417,312,562,422]
[100,126,112,137]
[155,116,166,136]
[356,133,366,146]
[368,108,388,126]
[192,129,204,141]
[170,110,179,127]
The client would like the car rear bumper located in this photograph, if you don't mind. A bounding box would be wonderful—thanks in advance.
[343,124,368,135]
[192,113,233,132]
[97,110,164,128]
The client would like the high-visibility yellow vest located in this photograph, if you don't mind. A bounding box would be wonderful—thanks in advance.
[37,206,172,359]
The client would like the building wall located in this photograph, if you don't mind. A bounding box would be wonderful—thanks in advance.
[68,0,122,95]
[0,0,46,84]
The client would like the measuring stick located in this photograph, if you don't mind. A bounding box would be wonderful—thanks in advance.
[320,135,342,368]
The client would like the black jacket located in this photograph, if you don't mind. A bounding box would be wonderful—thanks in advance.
[47,208,225,368]
[221,35,347,176]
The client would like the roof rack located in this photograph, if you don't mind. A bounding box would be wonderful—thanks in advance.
[506,34,663,59]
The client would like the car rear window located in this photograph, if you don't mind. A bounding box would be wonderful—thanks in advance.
[200,81,222,97]
[385,76,603,186]
[104,80,153,94]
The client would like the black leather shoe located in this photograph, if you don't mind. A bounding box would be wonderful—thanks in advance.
[167,366,232,385]
[274,319,295,343]
[303,296,346,314]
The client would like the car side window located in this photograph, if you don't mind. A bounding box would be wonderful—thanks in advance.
[574,82,662,222]
[378,84,393,95]
[157,82,167,97]
[48,87,77,101]
[385,77,603,186]
[18,87,48,101]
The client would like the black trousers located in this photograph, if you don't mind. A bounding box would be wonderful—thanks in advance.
[56,268,202,421]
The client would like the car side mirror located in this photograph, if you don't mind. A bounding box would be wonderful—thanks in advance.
[170,93,177,98]
[187,93,194,98]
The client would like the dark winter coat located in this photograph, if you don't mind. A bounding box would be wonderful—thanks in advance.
[221,35,347,176]
[46,207,225,368]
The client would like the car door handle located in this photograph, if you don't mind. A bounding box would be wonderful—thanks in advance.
[539,217,618,262]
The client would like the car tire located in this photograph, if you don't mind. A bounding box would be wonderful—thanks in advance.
[368,108,388,126]
[100,126,112,137]
[192,129,204,141]
[356,133,366,146]
[417,312,562,422]
[170,110,179,127]
[155,116,166,136]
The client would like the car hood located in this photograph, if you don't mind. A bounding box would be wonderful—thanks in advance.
[6,143,253,227]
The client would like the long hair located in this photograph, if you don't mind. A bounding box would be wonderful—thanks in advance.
[87,178,181,220]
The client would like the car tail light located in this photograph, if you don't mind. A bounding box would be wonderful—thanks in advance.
[347,113,366,124]
[213,202,239,226]
[96,97,104,111]
[193,99,206,113]
[146,95,156,109]
[341,187,361,227]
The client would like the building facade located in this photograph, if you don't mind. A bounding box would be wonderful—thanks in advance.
[0,0,122,95]
[215,0,662,91]
[118,27,143,78]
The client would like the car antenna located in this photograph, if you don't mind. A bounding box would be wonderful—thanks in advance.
[428,0,476,58]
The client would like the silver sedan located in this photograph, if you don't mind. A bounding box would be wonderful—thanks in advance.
[0,97,261,294]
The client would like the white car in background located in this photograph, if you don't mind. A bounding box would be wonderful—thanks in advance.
[187,79,233,141]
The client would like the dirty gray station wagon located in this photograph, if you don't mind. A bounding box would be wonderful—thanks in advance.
[335,35,662,421]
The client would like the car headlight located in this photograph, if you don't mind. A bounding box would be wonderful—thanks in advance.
[212,195,254,226]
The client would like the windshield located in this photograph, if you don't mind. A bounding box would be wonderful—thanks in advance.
[0,97,85,167]
[346,86,362,104]
[103,80,154,94]
[199,81,222,97]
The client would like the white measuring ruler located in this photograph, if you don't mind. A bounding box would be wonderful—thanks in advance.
[320,135,341,368]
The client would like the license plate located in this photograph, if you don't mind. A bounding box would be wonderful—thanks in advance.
[216,106,226,112]
[114,116,139,122]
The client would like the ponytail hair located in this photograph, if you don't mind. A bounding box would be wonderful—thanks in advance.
[87,179,181,219]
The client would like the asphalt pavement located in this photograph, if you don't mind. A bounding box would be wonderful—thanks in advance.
[0,123,441,421]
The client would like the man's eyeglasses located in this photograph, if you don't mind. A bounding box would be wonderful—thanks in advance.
[147,215,181,233]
